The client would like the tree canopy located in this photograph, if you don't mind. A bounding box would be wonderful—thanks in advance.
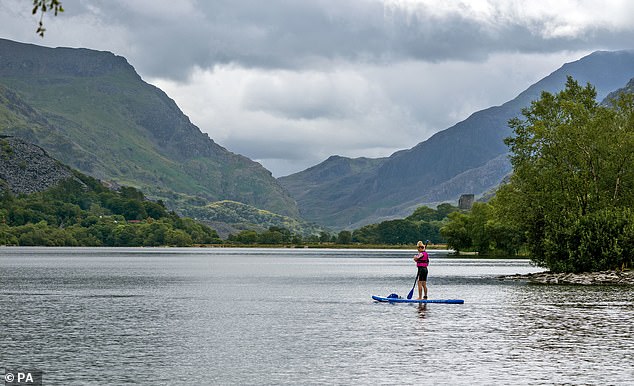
[440,77,634,272]
[479,76,634,271]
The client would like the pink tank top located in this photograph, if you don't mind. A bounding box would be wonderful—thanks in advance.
[416,251,429,267]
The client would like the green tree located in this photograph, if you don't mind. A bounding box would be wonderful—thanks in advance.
[407,206,437,222]
[499,76,634,271]
[119,186,145,201]
[143,222,169,246]
[235,230,258,244]
[319,231,331,243]
[113,224,140,246]
[377,219,420,245]
[0,224,18,245]
[121,200,147,220]
[352,224,379,244]
[441,211,472,253]
[259,229,284,244]
[143,201,168,220]
[165,229,193,247]
[468,203,493,253]
[436,203,459,220]
[336,230,352,244]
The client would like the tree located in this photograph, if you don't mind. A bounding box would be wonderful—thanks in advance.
[407,206,437,222]
[435,203,459,220]
[377,219,420,245]
[441,212,471,253]
[259,229,284,244]
[336,230,352,244]
[0,224,19,245]
[234,230,258,244]
[498,76,634,271]
[351,224,377,244]
[165,229,193,247]
[319,231,331,243]
[143,201,168,220]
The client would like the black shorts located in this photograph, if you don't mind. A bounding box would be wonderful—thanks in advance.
[417,266,428,281]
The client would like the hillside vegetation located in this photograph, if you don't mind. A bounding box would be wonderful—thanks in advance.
[0,174,220,247]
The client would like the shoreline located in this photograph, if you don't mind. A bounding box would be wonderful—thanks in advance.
[501,269,634,285]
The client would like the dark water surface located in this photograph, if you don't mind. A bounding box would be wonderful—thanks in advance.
[1,247,633,385]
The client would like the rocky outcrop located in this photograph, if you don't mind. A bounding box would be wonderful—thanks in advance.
[0,136,76,194]
[502,270,634,285]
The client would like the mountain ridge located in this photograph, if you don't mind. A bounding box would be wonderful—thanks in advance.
[280,49,634,229]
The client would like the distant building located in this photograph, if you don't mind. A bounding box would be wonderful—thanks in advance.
[459,194,475,210]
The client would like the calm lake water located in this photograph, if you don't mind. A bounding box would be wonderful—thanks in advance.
[1,247,633,385]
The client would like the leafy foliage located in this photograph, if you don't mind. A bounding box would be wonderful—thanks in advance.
[444,77,634,270]
[440,77,634,269]
[0,173,221,246]
[440,202,523,255]
[352,204,456,245]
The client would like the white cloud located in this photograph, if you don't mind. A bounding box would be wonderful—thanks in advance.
[385,1,634,38]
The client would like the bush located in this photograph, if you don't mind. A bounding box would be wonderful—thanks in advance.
[541,208,634,272]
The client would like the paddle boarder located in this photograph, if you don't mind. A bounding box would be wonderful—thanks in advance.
[413,240,429,300]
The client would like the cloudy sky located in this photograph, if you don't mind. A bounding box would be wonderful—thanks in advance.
[2,0,634,176]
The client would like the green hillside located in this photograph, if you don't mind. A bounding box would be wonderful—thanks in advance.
[180,200,325,238]
[0,39,299,225]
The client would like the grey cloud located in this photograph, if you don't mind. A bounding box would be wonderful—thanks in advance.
[240,72,368,120]
[11,0,632,178]
[58,0,634,81]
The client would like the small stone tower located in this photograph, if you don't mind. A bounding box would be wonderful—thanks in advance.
[458,194,475,210]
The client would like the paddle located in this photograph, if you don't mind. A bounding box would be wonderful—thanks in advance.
[406,240,429,299]
[406,274,418,300]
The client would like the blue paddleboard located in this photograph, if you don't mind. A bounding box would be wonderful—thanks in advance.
[372,295,464,304]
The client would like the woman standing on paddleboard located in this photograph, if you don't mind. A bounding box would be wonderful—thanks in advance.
[413,240,429,300]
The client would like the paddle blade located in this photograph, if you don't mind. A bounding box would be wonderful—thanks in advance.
[407,273,418,299]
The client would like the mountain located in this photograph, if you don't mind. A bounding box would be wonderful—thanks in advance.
[278,155,386,226]
[280,50,634,229]
[0,38,299,226]
[604,77,634,102]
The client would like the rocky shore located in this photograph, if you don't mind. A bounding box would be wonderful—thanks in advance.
[502,269,634,285]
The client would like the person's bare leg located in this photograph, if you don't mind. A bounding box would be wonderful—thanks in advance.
[422,281,428,299]
[417,280,423,299]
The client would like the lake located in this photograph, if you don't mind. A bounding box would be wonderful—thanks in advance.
[1,247,633,385]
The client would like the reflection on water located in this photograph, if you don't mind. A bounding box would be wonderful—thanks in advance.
[1,247,632,385]
[417,303,427,319]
